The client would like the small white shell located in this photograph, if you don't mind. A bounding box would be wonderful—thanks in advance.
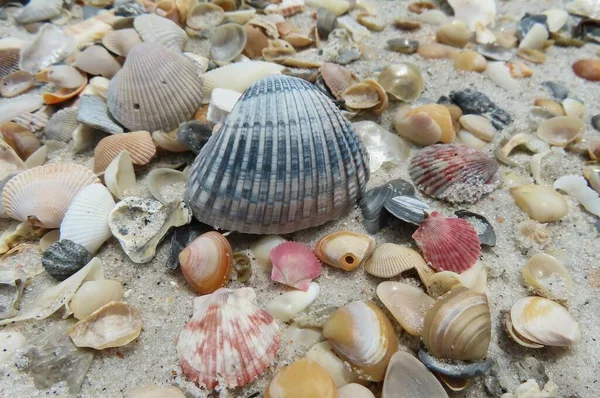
[554,175,600,217]
[206,88,242,124]
[519,23,549,50]
[147,168,186,204]
[486,62,518,91]
[104,151,137,200]
[70,280,124,320]
[251,235,287,269]
[265,282,320,322]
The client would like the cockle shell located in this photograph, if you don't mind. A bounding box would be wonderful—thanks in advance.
[320,62,358,101]
[15,0,63,24]
[0,47,21,81]
[376,281,434,336]
[179,231,233,295]
[422,287,491,360]
[134,14,187,52]
[94,131,157,173]
[522,253,573,302]
[186,75,369,234]
[104,151,137,199]
[265,282,320,322]
[108,42,204,132]
[270,242,322,291]
[70,280,124,320]
[77,95,124,134]
[314,231,375,271]
[2,163,99,228]
[409,144,500,203]
[102,29,142,57]
[177,287,280,389]
[68,301,143,350]
[382,351,449,398]
[60,184,116,254]
[265,357,337,398]
[73,46,121,79]
[323,301,398,381]
[364,243,425,278]
[412,211,481,273]
[1,71,33,98]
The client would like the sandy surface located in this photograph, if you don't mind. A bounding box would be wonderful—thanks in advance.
[1,0,600,397]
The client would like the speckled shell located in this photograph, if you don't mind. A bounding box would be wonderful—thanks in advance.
[177,287,280,390]
[409,144,500,203]
[94,131,157,173]
[107,42,204,132]
[185,75,369,234]
[134,14,187,52]
[2,163,100,228]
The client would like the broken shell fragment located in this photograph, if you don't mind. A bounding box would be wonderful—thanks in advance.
[522,253,573,302]
[270,242,322,291]
[36,65,85,90]
[418,42,459,59]
[562,98,585,118]
[39,229,60,252]
[377,63,424,102]
[147,168,186,204]
[536,116,585,147]
[314,231,375,271]
[1,122,41,160]
[534,98,565,117]
[376,281,434,335]
[455,210,496,247]
[70,280,124,320]
[77,95,124,134]
[384,195,430,225]
[320,62,358,101]
[1,71,33,98]
[104,151,136,200]
[364,243,425,278]
[382,351,449,398]
[511,184,568,222]
[42,239,94,281]
[265,282,320,322]
[306,341,362,387]
[0,265,27,320]
[342,82,381,110]
[554,175,600,217]
[42,77,87,105]
[265,357,337,398]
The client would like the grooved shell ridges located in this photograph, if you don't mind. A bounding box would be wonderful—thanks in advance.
[185,74,370,234]
[107,42,204,132]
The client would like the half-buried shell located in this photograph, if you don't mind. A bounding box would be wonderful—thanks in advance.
[185,74,369,234]
[94,131,157,173]
[314,231,375,271]
[102,29,142,57]
[209,23,247,63]
[364,243,425,278]
[270,241,322,291]
[73,45,121,79]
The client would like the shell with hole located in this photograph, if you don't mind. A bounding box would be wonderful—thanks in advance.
[104,151,136,199]
[364,243,426,278]
[60,183,116,254]
[2,163,99,228]
[314,231,375,271]
[94,131,157,173]
[323,300,398,382]
[377,281,434,336]
[522,253,573,302]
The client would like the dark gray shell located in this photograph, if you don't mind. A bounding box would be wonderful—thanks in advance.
[185,74,369,234]
[42,239,93,281]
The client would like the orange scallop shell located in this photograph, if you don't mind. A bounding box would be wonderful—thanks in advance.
[93,131,157,173]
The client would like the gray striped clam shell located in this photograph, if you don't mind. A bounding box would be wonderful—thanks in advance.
[185,74,369,234]
[45,108,78,142]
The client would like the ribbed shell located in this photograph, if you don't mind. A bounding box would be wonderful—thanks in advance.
[94,131,157,173]
[412,211,481,273]
[15,0,62,24]
[185,74,370,234]
[107,42,204,132]
[134,14,187,52]
[101,29,142,57]
[409,144,500,203]
[45,108,79,142]
[77,95,124,134]
[177,287,280,390]
[60,183,116,254]
[0,48,21,80]
[320,62,357,101]
[364,243,425,278]
[2,163,100,228]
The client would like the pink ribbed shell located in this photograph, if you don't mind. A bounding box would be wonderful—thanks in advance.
[270,242,323,291]
[412,211,480,273]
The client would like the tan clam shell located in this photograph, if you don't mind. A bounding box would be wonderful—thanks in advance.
[0,71,33,98]
[342,82,381,110]
[393,110,442,146]
[262,39,296,62]
[314,231,375,271]
[134,14,187,52]
[73,45,121,79]
[36,65,85,89]
[459,114,496,142]
[405,104,455,143]
[454,50,487,73]
[536,116,585,147]
[68,301,143,350]
[377,281,434,336]
[108,42,204,132]
[102,29,142,57]
[511,184,568,222]
[422,287,491,361]
[1,122,41,160]
[522,253,573,301]
[265,358,337,398]
[2,163,100,228]
[94,131,157,173]
[187,3,224,31]
[209,23,247,63]
[243,25,269,59]
[364,243,425,278]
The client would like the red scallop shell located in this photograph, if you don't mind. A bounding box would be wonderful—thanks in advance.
[412,211,480,273]
[270,241,322,291]
[408,144,500,204]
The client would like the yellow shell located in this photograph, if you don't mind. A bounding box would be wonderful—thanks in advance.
[405,104,455,143]
[265,358,337,398]
[364,243,426,278]
[511,184,568,222]
[314,231,375,271]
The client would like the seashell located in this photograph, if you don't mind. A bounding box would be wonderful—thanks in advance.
[243,25,269,59]
[165,225,205,271]
[507,60,533,78]
[423,287,491,360]
[342,82,380,110]
[70,280,124,320]
[593,114,600,133]
[393,110,442,146]
[0,47,21,81]
[516,47,546,64]
[511,184,568,222]
[377,63,424,102]
[459,114,496,142]
[251,235,287,269]
[0,141,26,182]
[418,348,491,379]
[283,33,313,48]
[454,50,487,72]
[405,104,454,143]
[68,301,143,350]
[2,163,99,228]
[36,65,86,90]
[147,168,186,205]
[321,28,362,64]
[155,0,181,23]
[409,144,500,203]
[583,164,600,194]
[179,231,232,295]
[60,184,115,254]
[382,351,449,398]
[73,46,121,79]
[0,331,26,365]
[44,108,79,143]
[0,265,27,320]
[109,198,191,263]
[270,242,322,291]
[522,253,573,302]
[394,18,421,30]
[320,62,358,101]
[314,231,375,271]
[77,95,124,134]
[232,252,252,282]
[175,121,212,154]
[554,175,600,217]
[134,14,187,52]
[187,3,224,31]
[152,130,189,153]
[486,61,518,91]
[42,77,87,106]
[357,13,386,32]
[377,281,434,335]
[542,81,568,100]
[265,282,320,322]
[519,23,548,50]
[206,88,242,124]
[455,209,496,247]
[15,0,62,24]
[449,89,512,130]
[65,16,112,48]
[536,116,584,147]
[309,0,350,16]
[186,75,369,233]
[365,243,425,278]
[212,0,237,12]
[0,94,44,126]
[387,38,419,54]
[436,20,471,48]
[102,29,142,57]
[127,385,186,398]
[510,296,580,347]
[108,43,204,132]
[417,42,459,59]
[39,229,60,252]
[94,131,157,173]
[306,341,362,387]
[316,7,338,40]
[475,22,496,44]
[19,24,76,74]
[359,178,415,234]
[178,287,280,389]
[543,9,568,32]
[266,357,337,398]
[24,144,47,168]
[384,195,430,225]
[42,239,94,281]
[201,61,284,102]
[265,0,305,16]
[534,98,565,116]
[1,122,41,160]
[323,300,398,381]
[262,39,296,62]
[338,384,375,398]
[458,129,487,149]
[562,98,585,118]
[0,71,33,98]
[413,211,481,273]
[475,43,514,61]
[209,23,247,63]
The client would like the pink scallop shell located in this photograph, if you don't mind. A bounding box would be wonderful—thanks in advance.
[412,211,480,273]
[177,287,280,390]
[270,242,322,291]
[408,144,500,204]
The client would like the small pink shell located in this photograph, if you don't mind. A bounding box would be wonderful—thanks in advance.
[412,211,480,273]
[270,242,322,291]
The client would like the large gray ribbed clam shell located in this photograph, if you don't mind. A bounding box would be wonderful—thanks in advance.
[107,42,204,132]
[185,74,370,234]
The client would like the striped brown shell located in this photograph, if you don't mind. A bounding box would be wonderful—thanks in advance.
[94,131,157,173]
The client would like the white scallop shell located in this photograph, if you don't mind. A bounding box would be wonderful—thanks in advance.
[60,183,116,254]
[134,14,187,52]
